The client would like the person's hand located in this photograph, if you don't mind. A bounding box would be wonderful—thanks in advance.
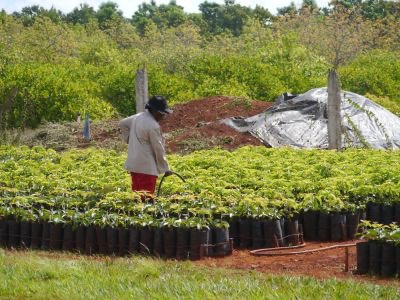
[164,170,173,177]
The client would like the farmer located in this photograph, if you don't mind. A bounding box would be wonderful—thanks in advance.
[119,95,173,198]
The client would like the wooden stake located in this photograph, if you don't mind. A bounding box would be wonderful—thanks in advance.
[135,67,148,113]
[327,70,342,150]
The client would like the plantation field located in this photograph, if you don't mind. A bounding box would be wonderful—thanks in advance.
[1,145,400,228]
[0,250,398,299]
[2,2,400,296]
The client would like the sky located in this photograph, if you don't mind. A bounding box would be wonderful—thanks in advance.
[1,0,331,17]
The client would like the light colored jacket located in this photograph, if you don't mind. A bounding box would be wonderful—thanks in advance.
[119,111,170,176]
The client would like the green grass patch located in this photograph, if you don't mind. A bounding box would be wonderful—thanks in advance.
[0,250,398,299]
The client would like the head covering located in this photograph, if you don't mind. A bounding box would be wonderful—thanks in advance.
[145,96,173,114]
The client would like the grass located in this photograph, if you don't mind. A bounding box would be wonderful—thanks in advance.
[0,250,398,299]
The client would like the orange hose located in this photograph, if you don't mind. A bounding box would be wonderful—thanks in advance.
[250,242,357,256]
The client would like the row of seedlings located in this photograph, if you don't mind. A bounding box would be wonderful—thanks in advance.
[357,221,400,277]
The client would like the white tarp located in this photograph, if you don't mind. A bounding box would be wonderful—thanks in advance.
[223,87,400,149]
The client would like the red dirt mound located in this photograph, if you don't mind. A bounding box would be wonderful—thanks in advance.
[160,96,272,153]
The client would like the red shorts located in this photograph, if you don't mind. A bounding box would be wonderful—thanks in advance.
[130,172,158,195]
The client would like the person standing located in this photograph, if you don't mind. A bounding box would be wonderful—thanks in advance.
[119,95,173,198]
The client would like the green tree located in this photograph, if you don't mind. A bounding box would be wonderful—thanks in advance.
[301,0,319,11]
[252,5,272,23]
[96,2,123,29]
[199,0,254,36]
[333,0,400,19]
[66,3,96,25]
[132,1,187,35]
[277,2,298,16]
[12,5,64,26]
[199,1,222,35]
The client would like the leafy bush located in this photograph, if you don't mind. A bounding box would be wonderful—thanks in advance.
[340,50,400,102]
[0,61,115,128]
[0,13,398,128]
[366,93,400,117]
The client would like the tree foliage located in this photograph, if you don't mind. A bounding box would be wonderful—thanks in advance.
[0,2,398,128]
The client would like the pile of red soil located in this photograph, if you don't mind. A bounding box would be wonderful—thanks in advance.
[160,96,272,153]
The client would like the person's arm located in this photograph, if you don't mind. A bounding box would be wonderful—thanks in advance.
[148,127,170,175]
[119,116,134,144]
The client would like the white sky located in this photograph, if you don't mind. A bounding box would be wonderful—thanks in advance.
[1,0,331,17]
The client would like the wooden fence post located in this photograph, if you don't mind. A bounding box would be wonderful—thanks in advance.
[327,70,342,150]
[135,67,148,113]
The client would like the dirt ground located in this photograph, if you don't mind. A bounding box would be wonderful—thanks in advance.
[160,96,272,153]
[196,240,400,287]
[72,96,271,153]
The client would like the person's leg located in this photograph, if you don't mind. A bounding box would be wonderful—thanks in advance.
[130,172,158,199]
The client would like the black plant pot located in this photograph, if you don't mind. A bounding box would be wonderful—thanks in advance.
[251,220,264,250]
[381,242,396,277]
[49,223,63,250]
[394,203,400,226]
[176,228,190,260]
[128,226,140,254]
[140,227,154,255]
[286,218,299,246]
[118,228,129,256]
[346,211,360,240]
[75,226,86,253]
[207,229,214,256]
[280,219,287,247]
[381,205,394,225]
[330,213,346,242]
[106,227,118,255]
[214,227,229,256]
[275,219,285,247]
[96,227,108,254]
[396,245,400,275]
[359,210,367,222]
[153,228,164,258]
[30,222,42,249]
[228,217,240,247]
[41,222,51,250]
[318,212,330,242]
[20,221,31,249]
[367,202,381,223]
[0,220,8,247]
[8,220,20,248]
[262,220,274,248]
[190,229,209,260]
[85,226,98,255]
[356,241,369,274]
[368,240,382,275]
[62,225,75,251]
[163,227,176,259]
[239,219,252,249]
[302,211,319,241]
